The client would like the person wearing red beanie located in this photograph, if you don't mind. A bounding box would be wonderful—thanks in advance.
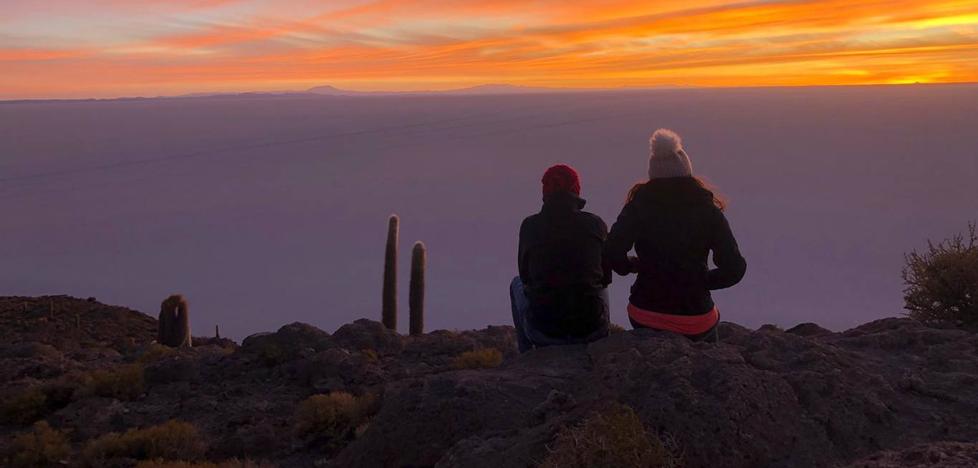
[510,164,611,352]
[541,164,581,199]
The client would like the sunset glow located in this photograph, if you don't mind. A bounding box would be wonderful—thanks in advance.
[2,0,978,99]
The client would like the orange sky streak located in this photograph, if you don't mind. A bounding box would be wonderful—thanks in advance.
[1,0,977,98]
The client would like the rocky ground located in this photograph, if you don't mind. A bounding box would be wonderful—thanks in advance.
[1,295,977,467]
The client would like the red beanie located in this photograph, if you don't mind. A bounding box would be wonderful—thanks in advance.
[542,164,581,198]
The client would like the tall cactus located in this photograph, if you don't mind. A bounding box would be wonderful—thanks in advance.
[382,215,399,331]
[158,294,192,348]
[409,241,426,336]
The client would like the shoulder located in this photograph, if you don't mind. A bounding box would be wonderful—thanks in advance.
[520,213,542,233]
[579,211,608,229]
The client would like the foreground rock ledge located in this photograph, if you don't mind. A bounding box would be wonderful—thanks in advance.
[1,296,977,468]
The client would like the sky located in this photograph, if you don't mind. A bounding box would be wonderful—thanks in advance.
[2,0,978,99]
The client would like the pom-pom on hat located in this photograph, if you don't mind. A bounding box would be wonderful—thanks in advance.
[542,164,581,198]
[648,128,693,179]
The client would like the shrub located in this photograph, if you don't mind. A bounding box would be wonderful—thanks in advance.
[1,388,48,425]
[137,343,178,364]
[294,391,379,449]
[83,420,205,463]
[903,223,978,326]
[1,380,80,426]
[6,421,71,468]
[452,348,503,369]
[81,364,145,400]
[540,404,681,468]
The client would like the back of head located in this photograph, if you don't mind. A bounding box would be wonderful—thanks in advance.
[648,128,693,180]
[541,164,582,201]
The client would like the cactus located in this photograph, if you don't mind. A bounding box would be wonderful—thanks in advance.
[382,215,399,331]
[215,324,221,339]
[409,241,426,336]
[158,295,192,348]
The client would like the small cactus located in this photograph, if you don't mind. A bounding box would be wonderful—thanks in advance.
[409,241,426,336]
[158,295,192,348]
[215,324,221,339]
[382,215,399,331]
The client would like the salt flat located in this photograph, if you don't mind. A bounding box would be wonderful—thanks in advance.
[2,85,976,339]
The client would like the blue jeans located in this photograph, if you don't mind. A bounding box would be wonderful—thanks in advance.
[509,277,610,353]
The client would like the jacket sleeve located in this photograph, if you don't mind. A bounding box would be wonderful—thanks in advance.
[604,202,640,276]
[597,217,613,286]
[707,210,747,290]
[518,218,530,284]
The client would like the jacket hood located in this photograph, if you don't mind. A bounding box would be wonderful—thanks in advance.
[542,191,587,212]
[634,177,714,207]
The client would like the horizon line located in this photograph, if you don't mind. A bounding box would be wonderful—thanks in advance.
[3,81,977,104]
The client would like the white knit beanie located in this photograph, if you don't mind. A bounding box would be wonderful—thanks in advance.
[648,128,693,179]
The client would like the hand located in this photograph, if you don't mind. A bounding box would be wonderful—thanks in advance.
[627,256,640,274]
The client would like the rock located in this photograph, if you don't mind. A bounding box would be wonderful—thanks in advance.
[786,322,833,337]
[241,322,330,365]
[330,319,403,355]
[300,348,385,393]
[145,354,201,384]
[3,297,978,468]
[845,441,978,467]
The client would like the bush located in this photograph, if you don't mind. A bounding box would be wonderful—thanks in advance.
[294,392,374,445]
[1,380,80,425]
[136,343,178,364]
[903,223,978,326]
[540,404,681,468]
[6,421,71,468]
[452,348,503,369]
[1,388,48,425]
[83,420,205,463]
[81,364,145,400]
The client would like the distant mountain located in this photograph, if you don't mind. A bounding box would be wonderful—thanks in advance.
[306,83,571,96]
[305,85,375,96]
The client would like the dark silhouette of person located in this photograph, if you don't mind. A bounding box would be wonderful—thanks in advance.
[510,164,612,352]
[605,129,746,340]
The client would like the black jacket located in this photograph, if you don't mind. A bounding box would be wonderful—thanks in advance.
[604,178,746,316]
[518,192,612,337]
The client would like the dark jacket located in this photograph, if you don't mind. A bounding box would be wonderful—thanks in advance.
[604,178,746,316]
[518,192,612,337]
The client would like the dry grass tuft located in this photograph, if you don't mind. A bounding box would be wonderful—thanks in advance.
[452,348,503,369]
[136,343,178,364]
[1,379,80,425]
[0,388,48,425]
[83,420,205,463]
[80,363,145,400]
[360,348,379,363]
[294,392,376,446]
[540,404,681,468]
[6,421,71,468]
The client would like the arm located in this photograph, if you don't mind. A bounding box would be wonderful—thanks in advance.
[604,202,640,276]
[707,211,747,290]
[597,217,613,286]
[518,218,530,284]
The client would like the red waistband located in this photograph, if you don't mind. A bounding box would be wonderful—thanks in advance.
[627,303,719,335]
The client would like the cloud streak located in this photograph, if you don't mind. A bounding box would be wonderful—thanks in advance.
[1,0,977,98]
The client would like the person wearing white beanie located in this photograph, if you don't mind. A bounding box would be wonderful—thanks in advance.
[605,128,746,341]
[648,128,693,179]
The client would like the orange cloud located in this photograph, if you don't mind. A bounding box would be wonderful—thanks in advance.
[1,0,977,98]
